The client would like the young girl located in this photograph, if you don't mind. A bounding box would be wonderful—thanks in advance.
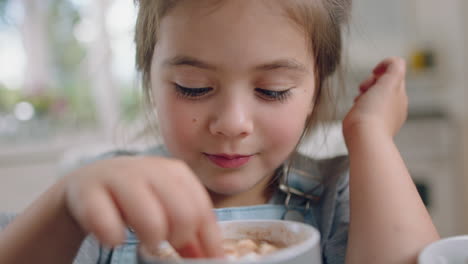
[0,0,439,263]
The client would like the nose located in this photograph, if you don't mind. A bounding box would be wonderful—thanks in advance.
[209,99,253,138]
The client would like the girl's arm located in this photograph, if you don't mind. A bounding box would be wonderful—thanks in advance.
[0,178,86,264]
[0,156,224,263]
[343,57,439,264]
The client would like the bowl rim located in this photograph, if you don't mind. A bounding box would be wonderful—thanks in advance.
[418,235,468,262]
[141,219,321,264]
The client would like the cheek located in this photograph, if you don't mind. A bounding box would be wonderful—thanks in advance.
[263,106,307,148]
[256,103,310,172]
[263,92,314,149]
[154,91,200,155]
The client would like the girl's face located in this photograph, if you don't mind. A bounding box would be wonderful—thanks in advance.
[151,0,316,206]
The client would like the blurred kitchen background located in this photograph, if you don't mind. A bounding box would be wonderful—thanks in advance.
[0,0,467,238]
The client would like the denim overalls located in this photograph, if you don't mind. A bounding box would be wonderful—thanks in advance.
[74,146,350,264]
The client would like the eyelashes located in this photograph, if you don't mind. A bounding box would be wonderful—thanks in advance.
[174,84,212,98]
[254,88,291,102]
[174,83,292,102]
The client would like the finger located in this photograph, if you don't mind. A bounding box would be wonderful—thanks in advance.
[373,57,406,89]
[148,179,198,250]
[147,161,212,249]
[359,75,376,93]
[177,239,205,258]
[372,56,403,75]
[359,57,401,95]
[373,59,390,75]
[174,166,224,258]
[76,187,126,247]
[198,214,224,258]
[176,163,217,220]
[174,165,224,258]
[108,181,168,250]
[354,92,367,103]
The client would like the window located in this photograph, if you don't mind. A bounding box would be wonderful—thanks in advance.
[0,0,140,145]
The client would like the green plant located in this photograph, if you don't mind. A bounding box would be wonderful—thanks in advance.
[0,87,21,111]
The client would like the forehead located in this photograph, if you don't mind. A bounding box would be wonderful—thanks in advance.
[153,0,314,73]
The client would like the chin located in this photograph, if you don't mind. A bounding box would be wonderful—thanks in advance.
[205,176,257,196]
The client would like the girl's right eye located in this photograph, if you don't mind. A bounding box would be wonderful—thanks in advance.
[174,83,213,98]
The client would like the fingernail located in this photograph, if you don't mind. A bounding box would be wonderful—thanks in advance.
[178,242,205,258]
[373,62,388,75]
[360,76,375,91]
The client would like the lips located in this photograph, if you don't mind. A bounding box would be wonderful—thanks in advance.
[204,153,253,169]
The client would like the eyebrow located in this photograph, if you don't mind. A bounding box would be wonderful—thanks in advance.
[163,55,308,73]
[163,56,217,70]
[255,59,308,73]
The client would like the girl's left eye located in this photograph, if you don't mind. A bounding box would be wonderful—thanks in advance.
[174,83,213,98]
[255,88,292,102]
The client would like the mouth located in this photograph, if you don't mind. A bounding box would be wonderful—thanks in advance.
[203,153,254,169]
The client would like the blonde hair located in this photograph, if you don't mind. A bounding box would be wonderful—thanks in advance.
[134,0,351,142]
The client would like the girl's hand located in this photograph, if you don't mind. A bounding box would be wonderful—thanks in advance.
[343,57,408,141]
[64,156,224,259]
